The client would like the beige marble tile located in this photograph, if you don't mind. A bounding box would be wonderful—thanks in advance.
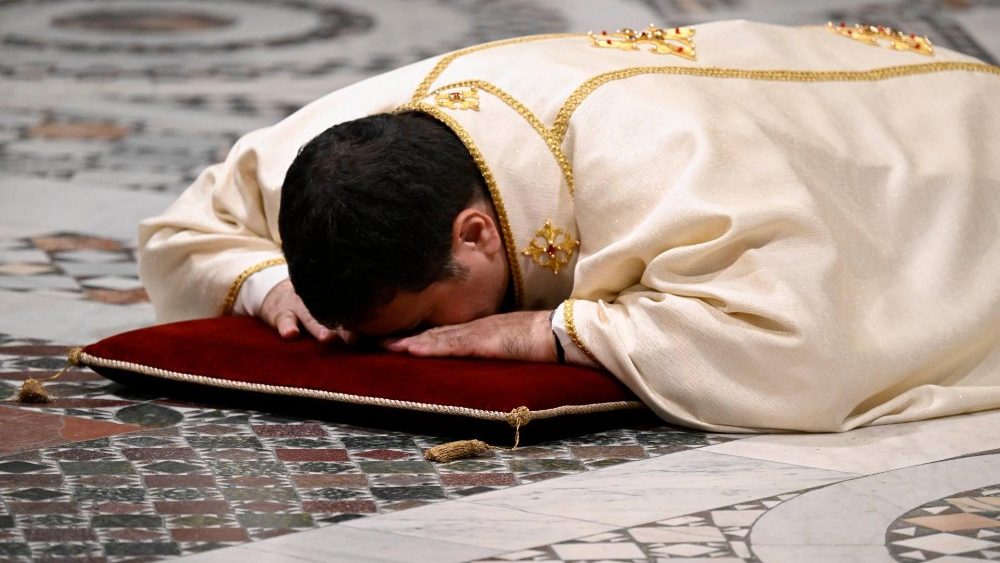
[704,410,1000,474]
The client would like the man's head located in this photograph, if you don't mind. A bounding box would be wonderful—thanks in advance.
[279,111,509,336]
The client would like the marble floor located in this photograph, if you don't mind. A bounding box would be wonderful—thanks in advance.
[1,0,999,561]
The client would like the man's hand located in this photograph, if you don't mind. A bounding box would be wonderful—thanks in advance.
[384,310,556,362]
[259,279,356,343]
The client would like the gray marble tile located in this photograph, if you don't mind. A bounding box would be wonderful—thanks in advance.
[0,274,78,290]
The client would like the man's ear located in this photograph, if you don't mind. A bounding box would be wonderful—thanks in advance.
[452,206,502,256]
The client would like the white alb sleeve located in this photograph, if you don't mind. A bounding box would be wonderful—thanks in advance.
[231,264,289,317]
[551,301,601,368]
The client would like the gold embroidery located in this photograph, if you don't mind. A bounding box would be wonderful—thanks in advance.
[563,299,599,364]
[436,87,480,111]
[553,62,1000,143]
[222,257,287,316]
[413,33,579,101]
[77,350,643,421]
[395,102,524,309]
[428,80,575,195]
[827,22,934,56]
[522,220,579,275]
[588,24,695,60]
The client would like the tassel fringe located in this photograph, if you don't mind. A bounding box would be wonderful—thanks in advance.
[423,406,533,463]
[14,347,84,404]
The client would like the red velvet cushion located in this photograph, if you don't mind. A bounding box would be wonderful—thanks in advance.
[79,316,643,423]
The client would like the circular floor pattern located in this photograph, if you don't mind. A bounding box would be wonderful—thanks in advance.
[0,0,567,79]
[0,0,372,54]
[749,454,1000,563]
[886,483,1000,562]
[52,8,236,33]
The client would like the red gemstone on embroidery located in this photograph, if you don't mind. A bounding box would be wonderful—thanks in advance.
[676,46,683,52]
[840,21,846,27]
[601,30,607,35]
[914,43,921,49]
[546,245,558,257]
[606,39,612,45]
[675,27,680,33]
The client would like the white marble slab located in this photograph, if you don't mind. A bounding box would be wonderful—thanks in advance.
[704,410,1000,475]
[447,450,853,528]
[0,175,174,242]
[342,497,618,552]
[0,289,154,343]
[171,524,502,563]
[751,453,1000,563]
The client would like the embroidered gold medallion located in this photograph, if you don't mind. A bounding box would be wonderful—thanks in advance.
[827,22,934,56]
[588,24,696,60]
[435,87,480,111]
[522,220,580,275]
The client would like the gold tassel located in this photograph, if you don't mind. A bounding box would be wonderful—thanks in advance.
[14,347,83,404]
[423,406,534,463]
[424,439,492,462]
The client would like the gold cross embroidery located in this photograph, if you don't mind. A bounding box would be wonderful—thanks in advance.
[435,87,480,111]
[827,22,934,56]
[522,220,580,275]
[588,24,696,60]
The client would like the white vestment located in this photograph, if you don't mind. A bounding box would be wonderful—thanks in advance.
[140,21,1000,432]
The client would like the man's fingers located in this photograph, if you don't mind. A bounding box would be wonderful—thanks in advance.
[274,311,300,339]
[384,331,477,357]
[301,314,332,342]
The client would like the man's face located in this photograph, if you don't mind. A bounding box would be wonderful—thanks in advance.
[349,269,506,338]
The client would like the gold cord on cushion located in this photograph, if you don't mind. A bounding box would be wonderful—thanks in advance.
[15,347,83,404]
[424,405,533,462]
[221,257,287,316]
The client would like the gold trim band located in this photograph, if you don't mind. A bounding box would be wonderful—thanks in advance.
[553,61,1000,142]
[78,351,645,420]
[429,79,576,195]
[413,33,579,101]
[563,298,600,364]
[395,102,525,308]
[221,257,287,316]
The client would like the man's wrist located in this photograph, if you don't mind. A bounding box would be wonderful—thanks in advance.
[232,264,289,317]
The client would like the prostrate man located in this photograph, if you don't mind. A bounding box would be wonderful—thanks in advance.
[139,21,1000,432]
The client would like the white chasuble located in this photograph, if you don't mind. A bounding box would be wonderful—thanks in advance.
[140,21,1000,432]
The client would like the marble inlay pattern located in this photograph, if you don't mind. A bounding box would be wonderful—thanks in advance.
[472,491,806,562]
[0,233,147,305]
[887,484,1000,562]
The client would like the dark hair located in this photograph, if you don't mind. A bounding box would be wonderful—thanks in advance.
[279,111,487,327]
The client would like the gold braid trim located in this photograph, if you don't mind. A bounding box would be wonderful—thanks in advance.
[395,102,525,308]
[553,61,1000,143]
[563,298,600,364]
[221,257,287,316]
[76,351,645,420]
[413,33,580,101]
[429,79,575,195]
